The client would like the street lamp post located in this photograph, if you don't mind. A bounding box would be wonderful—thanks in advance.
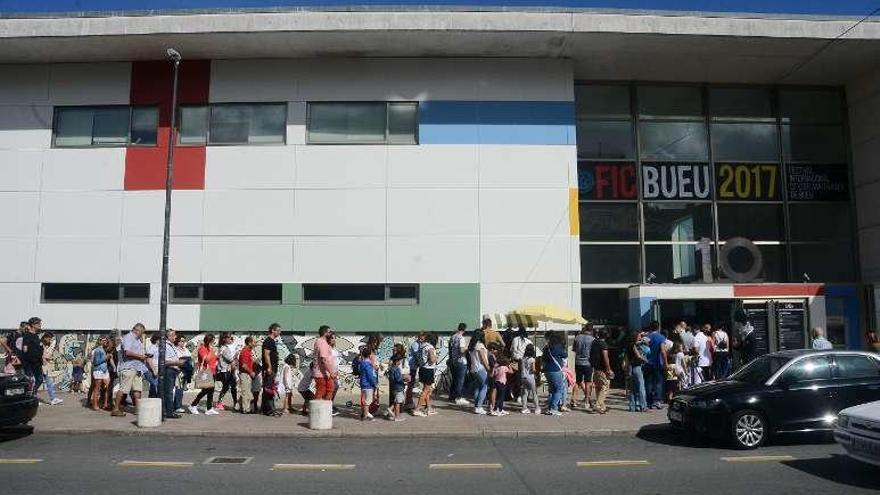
[157,48,181,421]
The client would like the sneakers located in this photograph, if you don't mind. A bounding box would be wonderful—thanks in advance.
[474,407,488,415]
[110,410,125,417]
[205,408,220,416]
[175,408,186,414]
[188,405,200,415]
[549,410,563,416]
[50,398,63,405]
[393,417,406,422]
[362,412,375,421]
[521,408,531,414]
[560,405,571,413]
[500,410,510,416]
[534,408,542,415]
[454,398,471,406]
[427,408,438,416]
[490,410,502,416]
[412,410,427,417]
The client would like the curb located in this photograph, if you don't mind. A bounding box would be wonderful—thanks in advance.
[27,425,664,439]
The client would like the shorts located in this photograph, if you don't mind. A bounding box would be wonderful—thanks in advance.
[299,390,315,402]
[575,365,593,384]
[361,388,375,407]
[119,369,143,394]
[92,370,109,380]
[418,367,435,386]
[393,391,405,404]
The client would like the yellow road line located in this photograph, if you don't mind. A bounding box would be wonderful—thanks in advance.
[118,461,194,468]
[429,463,504,470]
[272,464,356,471]
[721,455,796,463]
[0,459,42,464]
[577,460,651,467]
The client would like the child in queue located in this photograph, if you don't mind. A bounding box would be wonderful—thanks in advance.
[491,356,513,416]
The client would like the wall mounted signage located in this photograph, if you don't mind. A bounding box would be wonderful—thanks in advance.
[787,164,849,201]
[641,163,711,200]
[578,162,637,200]
[716,163,781,201]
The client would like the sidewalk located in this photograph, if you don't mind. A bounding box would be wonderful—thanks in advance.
[29,389,668,439]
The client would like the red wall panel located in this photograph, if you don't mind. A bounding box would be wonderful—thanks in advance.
[124,60,210,190]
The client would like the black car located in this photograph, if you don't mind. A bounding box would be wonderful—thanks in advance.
[0,373,38,428]
[669,350,880,449]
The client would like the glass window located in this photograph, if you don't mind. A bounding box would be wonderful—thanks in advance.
[780,356,832,383]
[202,284,282,302]
[308,102,388,144]
[579,203,639,241]
[638,86,702,118]
[791,243,855,282]
[715,163,782,201]
[388,284,419,300]
[210,105,250,144]
[91,107,130,145]
[130,107,158,146]
[711,123,778,162]
[576,85,631,119]
[580,245,640,283]
[718,204,784,241]
[303,284,387,302]
[835,355,880,379]
[643,202,713,242]
[782,125,846,163]
[645,243,713,284]
[577,121,634,159]
[387,102,418,144]
[639,122,708,161]
[709,87,773,120]
[54,107,93,146]
[789,203,852,242]
[179,106,208,145]
[249,104,286,144]
[581,288,628,326]
[719,243,788,283]
[780,89,843,124]
[41,283,149,303]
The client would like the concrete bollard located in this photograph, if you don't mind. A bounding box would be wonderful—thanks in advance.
[309,400,333,430]
[136,398,162,428]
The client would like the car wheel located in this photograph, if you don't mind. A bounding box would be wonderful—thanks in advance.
[731,410,767,450]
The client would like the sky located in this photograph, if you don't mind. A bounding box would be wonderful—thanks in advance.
[0,1,877,17]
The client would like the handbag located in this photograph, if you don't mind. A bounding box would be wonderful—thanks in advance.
[193,368,214,389]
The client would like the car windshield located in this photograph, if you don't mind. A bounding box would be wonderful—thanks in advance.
[728,355,791,384]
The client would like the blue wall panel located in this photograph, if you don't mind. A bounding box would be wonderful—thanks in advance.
[419,100,575,145]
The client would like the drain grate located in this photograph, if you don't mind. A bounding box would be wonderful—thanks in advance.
[204,457,253,465]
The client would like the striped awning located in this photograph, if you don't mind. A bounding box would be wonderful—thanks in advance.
[487,313,538,328]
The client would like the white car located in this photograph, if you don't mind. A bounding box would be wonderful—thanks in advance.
[835,400,880,467]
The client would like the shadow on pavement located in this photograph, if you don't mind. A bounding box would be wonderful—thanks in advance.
[782,454,880,490]
[635,423,717,448]
[0,425,34,443]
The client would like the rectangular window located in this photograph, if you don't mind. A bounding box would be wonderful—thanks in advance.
[638,86,703,119]
[179,106,209,145]
[577,121,634,159]
[645,243,714,284]
[209,103,286,145]
[709,87,773,120]
[580,245,640,283]
[302,284,420,304]
[643,202,713,242]
[579,203,639,242]
[711,123,778,162]
[169,284,282,303]
[53,106,158,147]
[41,283,150,303]
[638,122,708,161]
[718,204,784,241]
[307,102,418,145]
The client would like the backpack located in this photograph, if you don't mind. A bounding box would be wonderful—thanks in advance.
[414,343,426,368]
[350,353,362,377]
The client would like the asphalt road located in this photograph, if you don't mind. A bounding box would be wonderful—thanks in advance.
[0,427,876,494]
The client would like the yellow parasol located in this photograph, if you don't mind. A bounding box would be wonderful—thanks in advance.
[510,304,587,325]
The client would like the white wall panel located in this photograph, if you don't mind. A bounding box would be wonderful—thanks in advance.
[39,191,122,236]
[478,59,573,101]
[294,236,385,283]
[388,145,478,188]
[204,189,294,236]
[0,105,51,150]
[210,59,298,102]
[297,59,393,101]
[116,304,160,330]
[203,237,294,282]
[0,192,40,236]
[295,145,386,189]
[205,146,295,190]
[480,236,572,283]
[169,237,204,283]
[0,283,38,323]
[42,148,124,191]
[479,188,569,236]
[478,145,573,188]
[388,236,478,283]
[388,188,479,236]
[480,282,578,319]
[0,238,37,282]
[119,237,160,283]
[121,190,205,237]
[0,151,43,192]
[294,189,386,236]
[35,237,121,282]
[32,303,119,331]
[48,63,131,105]
[0,65,49,105]
[168,304,201,331]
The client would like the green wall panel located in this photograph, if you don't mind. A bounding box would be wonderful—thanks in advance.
[199,283,479,333]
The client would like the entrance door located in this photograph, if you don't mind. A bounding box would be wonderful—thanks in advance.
[655,299,734,331]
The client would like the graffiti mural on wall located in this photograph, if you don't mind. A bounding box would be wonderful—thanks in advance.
[1,331,453,394]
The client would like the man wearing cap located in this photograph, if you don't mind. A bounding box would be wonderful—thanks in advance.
[112,323,149,417]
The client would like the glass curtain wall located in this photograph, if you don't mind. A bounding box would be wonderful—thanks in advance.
[576,83,855,287]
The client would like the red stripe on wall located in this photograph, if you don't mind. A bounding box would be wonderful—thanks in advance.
[124,60,210,191]
[733,284,825,297]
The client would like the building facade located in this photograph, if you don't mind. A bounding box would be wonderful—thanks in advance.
[1,2,879,353]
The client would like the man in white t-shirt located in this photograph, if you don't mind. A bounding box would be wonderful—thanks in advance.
[691,325,712,385]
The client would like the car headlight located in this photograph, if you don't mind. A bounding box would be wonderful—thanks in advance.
[838,414,849,429]
[690,398,723,409]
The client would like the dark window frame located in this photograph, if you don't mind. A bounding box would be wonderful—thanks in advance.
[302,283,420,305]
[169,284,282,304]
[305,101,420,145]
[52,105,159,148]
[177,102,288,146]
[41,283,150,304]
